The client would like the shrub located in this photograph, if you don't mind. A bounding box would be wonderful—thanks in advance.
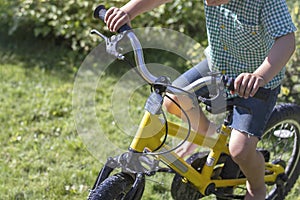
[0,0,206,52]
[282,0,300,103]
[1,0,100,51]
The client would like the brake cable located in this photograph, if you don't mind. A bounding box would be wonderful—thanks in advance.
[120,55,196,156]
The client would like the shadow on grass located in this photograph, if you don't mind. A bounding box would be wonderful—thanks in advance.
[0,24,189,85]
[0,25,83,81]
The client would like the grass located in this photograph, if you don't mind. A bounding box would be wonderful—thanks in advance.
[0,28,299,200]
[0,30,97,199]
[1,69,82,199]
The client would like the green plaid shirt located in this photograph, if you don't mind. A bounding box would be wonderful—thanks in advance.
[204,0,296,93]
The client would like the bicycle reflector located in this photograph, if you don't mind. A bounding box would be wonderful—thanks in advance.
[273,129,294,138]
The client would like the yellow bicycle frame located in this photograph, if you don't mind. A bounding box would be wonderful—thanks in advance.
[129,110,285,195]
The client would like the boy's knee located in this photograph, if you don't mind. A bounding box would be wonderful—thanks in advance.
[163,95,178,115]
[229,143,248,164]
[163,94,194,116]
[228,131,258,164]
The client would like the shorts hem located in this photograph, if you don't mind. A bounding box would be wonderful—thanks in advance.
[229,126,262,140]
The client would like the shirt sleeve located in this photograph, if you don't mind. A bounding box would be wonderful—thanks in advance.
[261,0,297,39]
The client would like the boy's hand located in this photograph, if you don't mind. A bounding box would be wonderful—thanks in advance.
[206,0,230,6]
[233,73,266,99]
[104,7,130,32]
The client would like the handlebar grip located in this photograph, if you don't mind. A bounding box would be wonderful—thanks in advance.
[225,77,271,101]
[94,5,106,21]
[93,5,132,33]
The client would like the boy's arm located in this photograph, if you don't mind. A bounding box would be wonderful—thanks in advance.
[104,0,228,32]
[234,32,296,98]
[105,0,172,32]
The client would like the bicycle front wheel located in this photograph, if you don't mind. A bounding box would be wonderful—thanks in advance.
[258,103,300,200]
[88,172,144,200]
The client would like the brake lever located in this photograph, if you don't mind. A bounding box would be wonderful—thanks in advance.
[207,71,222,97]
[91,29,126,60]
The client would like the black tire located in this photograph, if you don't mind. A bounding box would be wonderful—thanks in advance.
[259,103,300,200]
[88,172,145,200]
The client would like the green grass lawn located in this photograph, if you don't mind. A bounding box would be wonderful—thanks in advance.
[0,30,299,200]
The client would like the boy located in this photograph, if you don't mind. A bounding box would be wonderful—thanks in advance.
[104,0,296,199]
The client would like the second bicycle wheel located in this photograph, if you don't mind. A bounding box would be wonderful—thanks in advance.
[258,103,300,200]
[214,103,300,200]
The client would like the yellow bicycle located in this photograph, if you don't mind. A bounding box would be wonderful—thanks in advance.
[87,5,300,200]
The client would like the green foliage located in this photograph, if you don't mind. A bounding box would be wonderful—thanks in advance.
[0,0,97,51]
[281,0,300,103]
[134,0,207,45]
[0,0,206,51]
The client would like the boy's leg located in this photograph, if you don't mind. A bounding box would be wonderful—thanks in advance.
[163,94,217,157]
[162,58,216,157]
[229,130,266,200]
[228,87,280,199]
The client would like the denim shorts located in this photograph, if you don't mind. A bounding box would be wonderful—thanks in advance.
[229,86,280,138]
[172,59,280,138]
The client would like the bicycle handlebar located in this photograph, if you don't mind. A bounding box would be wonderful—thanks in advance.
[93,5,226,95]
[93,5,271,100]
